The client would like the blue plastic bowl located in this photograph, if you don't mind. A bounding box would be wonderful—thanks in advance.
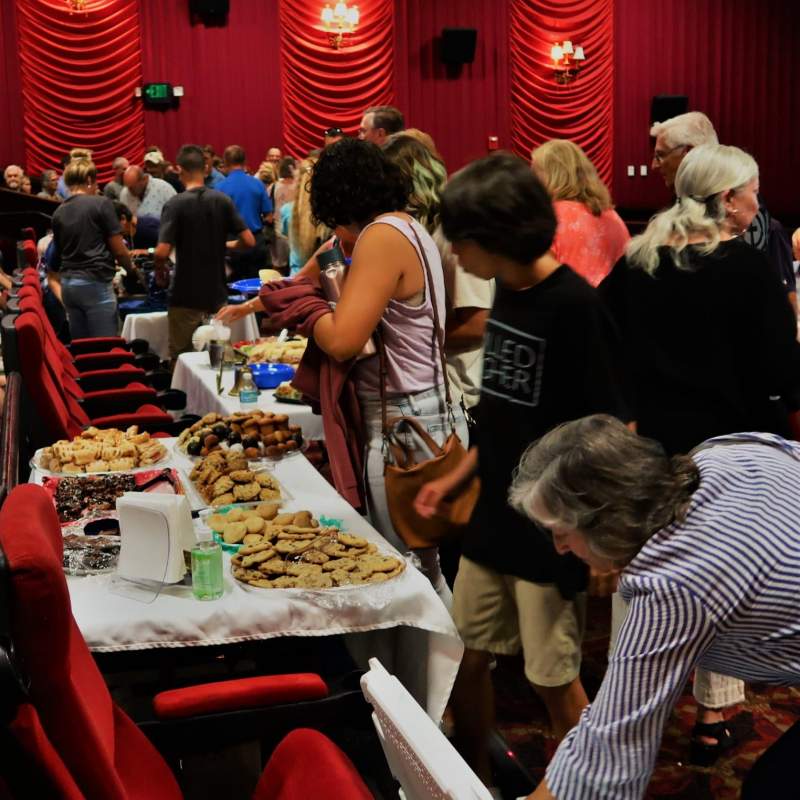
[248,362,295,390]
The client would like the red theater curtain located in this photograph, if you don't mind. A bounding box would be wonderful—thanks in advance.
[15,0,144,182]
[279,0,394,157]
[509,0,613,186]
[0,0,25,169]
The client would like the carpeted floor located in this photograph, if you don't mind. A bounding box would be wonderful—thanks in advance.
[493,596,800,798]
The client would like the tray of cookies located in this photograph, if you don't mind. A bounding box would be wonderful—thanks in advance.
[175,411,303,460]
[188,450,285,508]
[226,512,405,590]
[197,501,284,551]
[34,426,168,475]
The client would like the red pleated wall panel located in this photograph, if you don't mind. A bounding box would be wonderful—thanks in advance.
[509,0,614,186]
[394,0,511,173]
[15,0,144,182]
[279,0,395,158]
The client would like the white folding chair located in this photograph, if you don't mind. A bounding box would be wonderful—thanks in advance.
[361,657,493,800]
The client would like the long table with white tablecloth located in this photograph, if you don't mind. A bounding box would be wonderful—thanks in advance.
[30,444,461,722]
[171,351,324,440]
[121,312,259,362]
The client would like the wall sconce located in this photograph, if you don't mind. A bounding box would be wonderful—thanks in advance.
[65,0,88,11]
[321,2,360,50]
[550,40,585,84]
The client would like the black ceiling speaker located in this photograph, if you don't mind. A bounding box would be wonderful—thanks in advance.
[189,0,229,25]
[441,28,477,65]
[651,95,689,124]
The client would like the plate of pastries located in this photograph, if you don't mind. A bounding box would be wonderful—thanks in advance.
[188,450,284,507]
[207,505,405,590]
[235,336,307,365]
[176,411,303,460]
[34,427,168,474]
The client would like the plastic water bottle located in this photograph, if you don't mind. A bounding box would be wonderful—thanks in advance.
[191,540,223,601]
[239,366,259,410]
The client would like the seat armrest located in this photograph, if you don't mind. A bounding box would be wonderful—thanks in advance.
[153,674,329,720]
[69,336,129,355]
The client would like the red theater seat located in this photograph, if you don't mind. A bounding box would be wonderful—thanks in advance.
[0,486,373,800]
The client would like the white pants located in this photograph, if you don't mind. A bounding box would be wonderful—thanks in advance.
[610,592,745,708]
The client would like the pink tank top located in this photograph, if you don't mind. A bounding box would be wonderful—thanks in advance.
[354,215,446,397]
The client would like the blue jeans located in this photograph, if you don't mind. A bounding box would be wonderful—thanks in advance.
[361,386,469,608]
[61,276,119,339]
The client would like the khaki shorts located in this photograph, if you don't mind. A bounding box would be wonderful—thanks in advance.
[452,556,586,687]
[168,306,208,362]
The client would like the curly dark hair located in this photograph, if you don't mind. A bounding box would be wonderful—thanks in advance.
[310,138,411,228]
[441,152,556,264]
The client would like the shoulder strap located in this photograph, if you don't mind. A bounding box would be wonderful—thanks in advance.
[376,221,455,439]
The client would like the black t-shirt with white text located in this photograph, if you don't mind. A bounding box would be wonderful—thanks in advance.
[158,187,246,311]
[463,265,629,593]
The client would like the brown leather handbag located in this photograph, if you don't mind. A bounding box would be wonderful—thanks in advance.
[378,223,481,549]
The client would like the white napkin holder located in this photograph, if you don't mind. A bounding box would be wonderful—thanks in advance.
[116,493,196,584]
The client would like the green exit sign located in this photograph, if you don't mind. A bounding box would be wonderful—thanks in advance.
[142,83,174,107]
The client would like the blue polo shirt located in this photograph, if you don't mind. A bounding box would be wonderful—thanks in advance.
[217,168,272,233]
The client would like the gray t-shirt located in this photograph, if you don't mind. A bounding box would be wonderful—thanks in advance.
[50,194,121,282]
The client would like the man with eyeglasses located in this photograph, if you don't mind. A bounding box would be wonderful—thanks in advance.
[650,111,718,189]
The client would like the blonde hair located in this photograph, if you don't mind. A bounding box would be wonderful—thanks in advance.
[383,133,448,234]
[63,158,97,188]
[396,128,443,162]
[69,148,93,161]
[626,144,758,275]
[257,161,276,184]
[531,139,611,215]
[649,111,718,150]
[289,158,330,264]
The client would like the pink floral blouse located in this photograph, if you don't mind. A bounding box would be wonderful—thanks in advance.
[552,200,630,287]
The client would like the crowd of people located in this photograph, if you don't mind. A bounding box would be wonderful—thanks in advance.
[3,104,800,798]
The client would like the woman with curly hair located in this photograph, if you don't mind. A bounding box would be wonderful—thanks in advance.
[217,138,467,601]
[532,139,629,286]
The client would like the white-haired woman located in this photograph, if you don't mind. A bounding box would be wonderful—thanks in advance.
[517,415,800,800]
[599,143,800,763]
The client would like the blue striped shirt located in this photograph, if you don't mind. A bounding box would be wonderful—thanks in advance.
[546,432,800,799]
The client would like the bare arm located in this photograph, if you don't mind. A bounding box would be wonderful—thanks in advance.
[107,233,132,272]
[47,271,62,302]
[227,229,256,251]
[445,307,490,351]
[528,781,556,800]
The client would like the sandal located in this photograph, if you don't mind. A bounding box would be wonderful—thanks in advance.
[689,720,737,766]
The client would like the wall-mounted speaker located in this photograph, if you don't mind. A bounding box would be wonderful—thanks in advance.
[189,0,229,25]
[651,95,689,124]
[441,28,477,65]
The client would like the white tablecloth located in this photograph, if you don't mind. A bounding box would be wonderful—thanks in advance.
[171,351,324,441]
[32,445,461,722]
[122,312,259,362]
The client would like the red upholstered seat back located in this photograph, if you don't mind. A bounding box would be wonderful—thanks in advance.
[17,291,80,380]
[14,313,85,440]
[0,486,183,800]
[0,485,123,798]
[253,728,373,800]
